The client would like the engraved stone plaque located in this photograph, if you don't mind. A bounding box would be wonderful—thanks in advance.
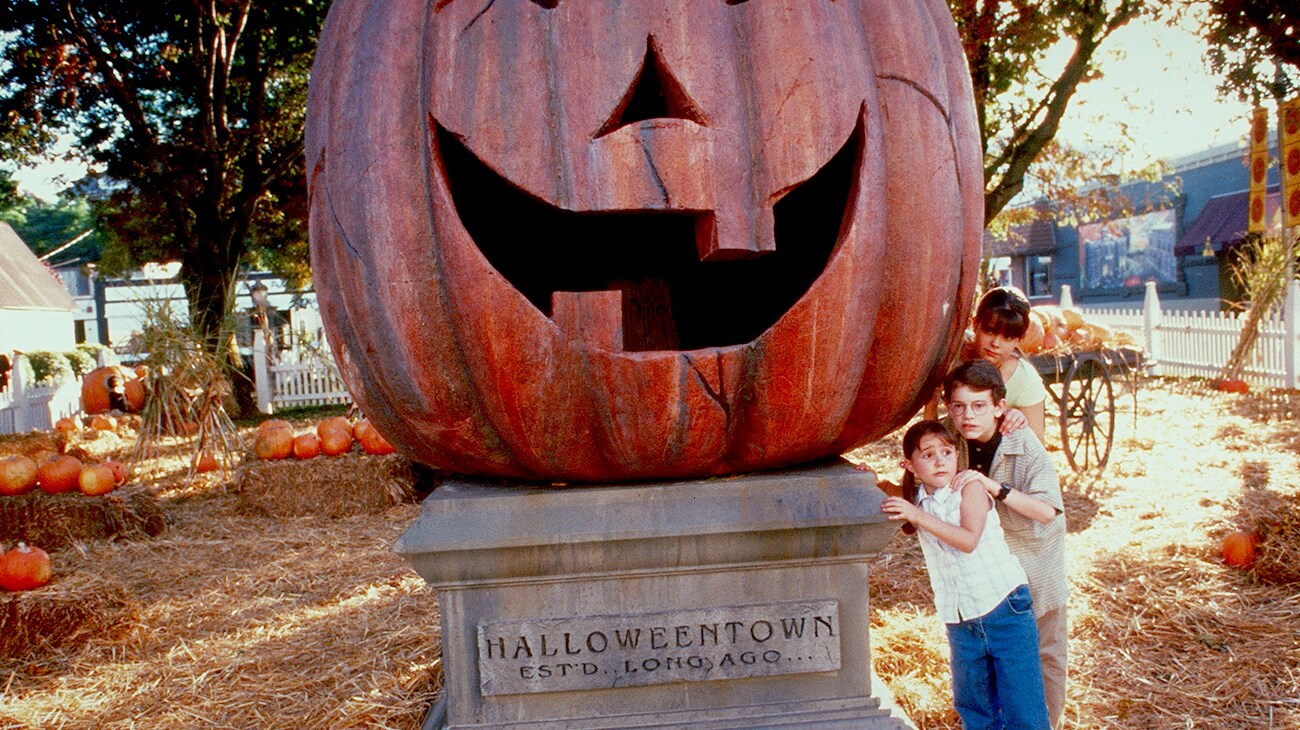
[477,600,841,696]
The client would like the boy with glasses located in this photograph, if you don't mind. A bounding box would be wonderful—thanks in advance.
[945,359,1067,729]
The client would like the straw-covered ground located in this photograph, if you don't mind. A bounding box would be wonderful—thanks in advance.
[849,377,1300,729]
[1,377,1297,729]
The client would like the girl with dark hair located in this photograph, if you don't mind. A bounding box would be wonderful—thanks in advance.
[963,286,1048,442]
[882,419,1049,730]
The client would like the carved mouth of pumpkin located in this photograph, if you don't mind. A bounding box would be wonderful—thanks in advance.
[434,121,861,352]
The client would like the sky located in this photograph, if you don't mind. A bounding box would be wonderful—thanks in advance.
[8,12,1253,202]
[1052,13,1249,168]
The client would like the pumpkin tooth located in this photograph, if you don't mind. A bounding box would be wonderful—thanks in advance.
[552,291,624,352]
[694,205,776,261]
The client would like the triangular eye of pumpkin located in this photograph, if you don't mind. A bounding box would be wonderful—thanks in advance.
[595,37,707,138]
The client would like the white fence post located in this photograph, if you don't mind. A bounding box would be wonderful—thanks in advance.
[10,355,30,432]
[1285,279,1299,390]
[1143,281,1163,376]
[253,331,274,414]
[1059,284,1074,309]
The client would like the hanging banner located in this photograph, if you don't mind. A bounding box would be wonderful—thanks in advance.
[1249,106,1270,233]
[1281,97,1300,228]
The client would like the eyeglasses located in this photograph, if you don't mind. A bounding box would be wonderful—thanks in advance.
[947,401,992,416]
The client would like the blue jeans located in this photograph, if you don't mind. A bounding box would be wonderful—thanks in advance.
[946,584,1050,730]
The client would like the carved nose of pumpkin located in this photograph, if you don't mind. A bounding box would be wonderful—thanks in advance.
[596,36,775,263]
[595,36,707,137]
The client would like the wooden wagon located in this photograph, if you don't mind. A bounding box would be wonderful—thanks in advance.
[1028,346,1144,473]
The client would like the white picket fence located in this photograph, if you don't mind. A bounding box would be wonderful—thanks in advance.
[0,355,83,435]
[241,280,1300,415]
[1076,280,1300,389]
[252,331,353,413]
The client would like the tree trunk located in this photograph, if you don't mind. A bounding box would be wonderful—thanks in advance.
[177,232,260,417]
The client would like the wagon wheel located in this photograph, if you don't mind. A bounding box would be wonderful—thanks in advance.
[1058,357,1115,472]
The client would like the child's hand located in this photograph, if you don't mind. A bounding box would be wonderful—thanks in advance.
[853,463,878,478]
[950,469,998,498]
[881,495,921,523]
[999,407,1028,433]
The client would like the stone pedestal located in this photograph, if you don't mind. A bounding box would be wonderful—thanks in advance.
[395,458,911,729]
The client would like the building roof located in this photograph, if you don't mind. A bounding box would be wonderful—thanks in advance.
[985,216,1057,257]
[0,222,76,311]
[1173,187,1281,256]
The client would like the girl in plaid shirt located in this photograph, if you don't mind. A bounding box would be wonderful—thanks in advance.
[882,420,1049,730]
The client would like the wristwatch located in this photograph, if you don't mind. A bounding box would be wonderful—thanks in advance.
[995,483,1012,502]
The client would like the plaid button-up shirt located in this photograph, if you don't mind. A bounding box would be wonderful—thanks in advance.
[952,425,1068,617]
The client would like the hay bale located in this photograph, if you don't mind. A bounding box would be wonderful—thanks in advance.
[233,453,418,518]
[0,489,167,549]
[1254,495,1300,586]
[0,430,69,460]
[0,573,138,662]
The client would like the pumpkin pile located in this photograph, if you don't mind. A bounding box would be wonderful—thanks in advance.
[1,453,131,498]
[253,417,395,461]
[1018,305,1137,356]
[55,414,142,436]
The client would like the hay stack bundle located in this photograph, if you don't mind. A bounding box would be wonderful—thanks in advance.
[0,489,167,550]
[1254,494,1300,586]
[233,453,418,518]
[0,572,138,662]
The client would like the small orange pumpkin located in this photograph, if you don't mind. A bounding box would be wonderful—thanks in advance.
[0,455,39,496]
[293,433,322,460]
[1222,531,1259,569]
[257,419,293,434]
[319,427,353,456]
[317,416,354,439]
[90,414,116,431]
[195,451,219,473]
[102,460,130,486]
[78,464,117,496]
[1020,315,1045,355]
[355,419,396,455]
[1216,379,1249,394]
[36,455,83,494]
[0,542,52,591]
[1061,306,1085,330]
[1032,305,1066,332]
[53,417,78,434]
[254,427,295,460]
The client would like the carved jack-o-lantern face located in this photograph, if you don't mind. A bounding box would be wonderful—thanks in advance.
[307,0,983,482]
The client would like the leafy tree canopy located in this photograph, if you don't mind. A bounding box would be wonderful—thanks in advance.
[951,0,1161,226]
[1194,0,1299,102]
[0,1,327,338]
[0,189,100,260]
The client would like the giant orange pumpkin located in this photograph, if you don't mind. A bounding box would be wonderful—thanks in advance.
[306,0,982,481]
